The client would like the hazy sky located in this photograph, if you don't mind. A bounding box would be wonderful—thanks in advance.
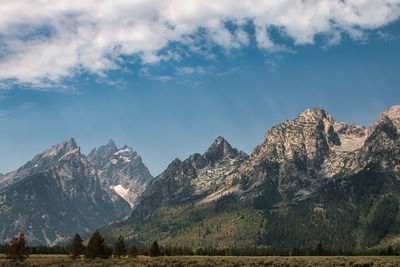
[1,1,400,176]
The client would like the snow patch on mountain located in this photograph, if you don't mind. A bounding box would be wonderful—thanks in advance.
[111,184,130,204]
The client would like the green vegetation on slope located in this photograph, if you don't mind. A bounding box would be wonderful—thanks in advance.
[106,194,264,249]
[104,167,400,251]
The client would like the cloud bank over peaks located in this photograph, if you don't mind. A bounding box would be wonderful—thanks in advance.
[0,0,399,87]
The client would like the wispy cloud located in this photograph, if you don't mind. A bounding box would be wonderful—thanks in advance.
[0,109,12,117]
[16,102,35,111]
[0,102,35,118]
[0,0,399,87]
[377,30,398,40]
[264,56,284,72]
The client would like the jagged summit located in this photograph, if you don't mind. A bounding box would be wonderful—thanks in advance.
[88,139,118,168]
[299,107,327,116]
[134,137,248,217]
[41,138,79,158]
[106,139,117,147]
[297,107,335,123]
[63,137,78,147]
[381,105,400,130]
[88,140,153,208]
[382,105,400,119]
[203,136,240,162]
[167,158,183,168]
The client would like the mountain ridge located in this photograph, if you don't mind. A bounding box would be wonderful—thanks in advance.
[104,105,400,250]
[1,105,400,248]
[0,138,152,245]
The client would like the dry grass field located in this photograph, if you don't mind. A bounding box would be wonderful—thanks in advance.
[1,255,400,267]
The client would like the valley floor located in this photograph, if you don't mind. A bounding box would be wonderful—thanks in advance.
[1,255,400,267]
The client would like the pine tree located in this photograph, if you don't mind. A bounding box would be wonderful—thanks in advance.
[85,230,110,259]
[316,243,324,256]
[5,233,29,262]
[113,235,126,257]
[129,245,138,258]
[387,245,395,256]
[149,241,161,257]
[68,233,85,259]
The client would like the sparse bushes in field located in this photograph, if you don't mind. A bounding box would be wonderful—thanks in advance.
[2,255,400,266]
[67,233,85,259]
[5,233,29,262]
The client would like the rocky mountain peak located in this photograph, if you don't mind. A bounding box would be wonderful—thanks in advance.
[37,138,81,161]
[87,141,153,208]
[203,136,239,162]
[381,105,400,130]
[106,139,117,147]
[87,139,118,168]
[297,108,334,123]
[381,105,400,119]
[163,158,183,173]
[63,137,78,148]
[300,107,326,115]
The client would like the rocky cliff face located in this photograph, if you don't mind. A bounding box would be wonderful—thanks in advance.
[358,106,400,173]
[231,106,400,248]
[237,108,372,198]
[88,140,153,207]
[129,107,377,217]
[134,137,248,218]
[0,138,130,245]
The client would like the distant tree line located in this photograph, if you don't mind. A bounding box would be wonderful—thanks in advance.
[1,232,399,263]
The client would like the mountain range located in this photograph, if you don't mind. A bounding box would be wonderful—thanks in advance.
[1,105,400,249]
[0,139,152,245]
[104,105,400,250]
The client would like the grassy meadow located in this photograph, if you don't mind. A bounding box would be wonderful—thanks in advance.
[2,255,400,267]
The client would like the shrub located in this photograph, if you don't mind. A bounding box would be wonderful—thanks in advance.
[129,245,138,257]
[5,233,29,262]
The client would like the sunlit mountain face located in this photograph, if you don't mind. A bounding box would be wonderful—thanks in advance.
[0,0,400,249]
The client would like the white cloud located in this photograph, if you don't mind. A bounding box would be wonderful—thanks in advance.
[175,66,212,75]
[0,0,399,87]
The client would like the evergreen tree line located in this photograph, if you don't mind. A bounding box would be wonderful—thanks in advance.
[1,231,399,262]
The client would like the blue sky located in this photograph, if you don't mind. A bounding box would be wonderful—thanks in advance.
[1,1,400,175]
